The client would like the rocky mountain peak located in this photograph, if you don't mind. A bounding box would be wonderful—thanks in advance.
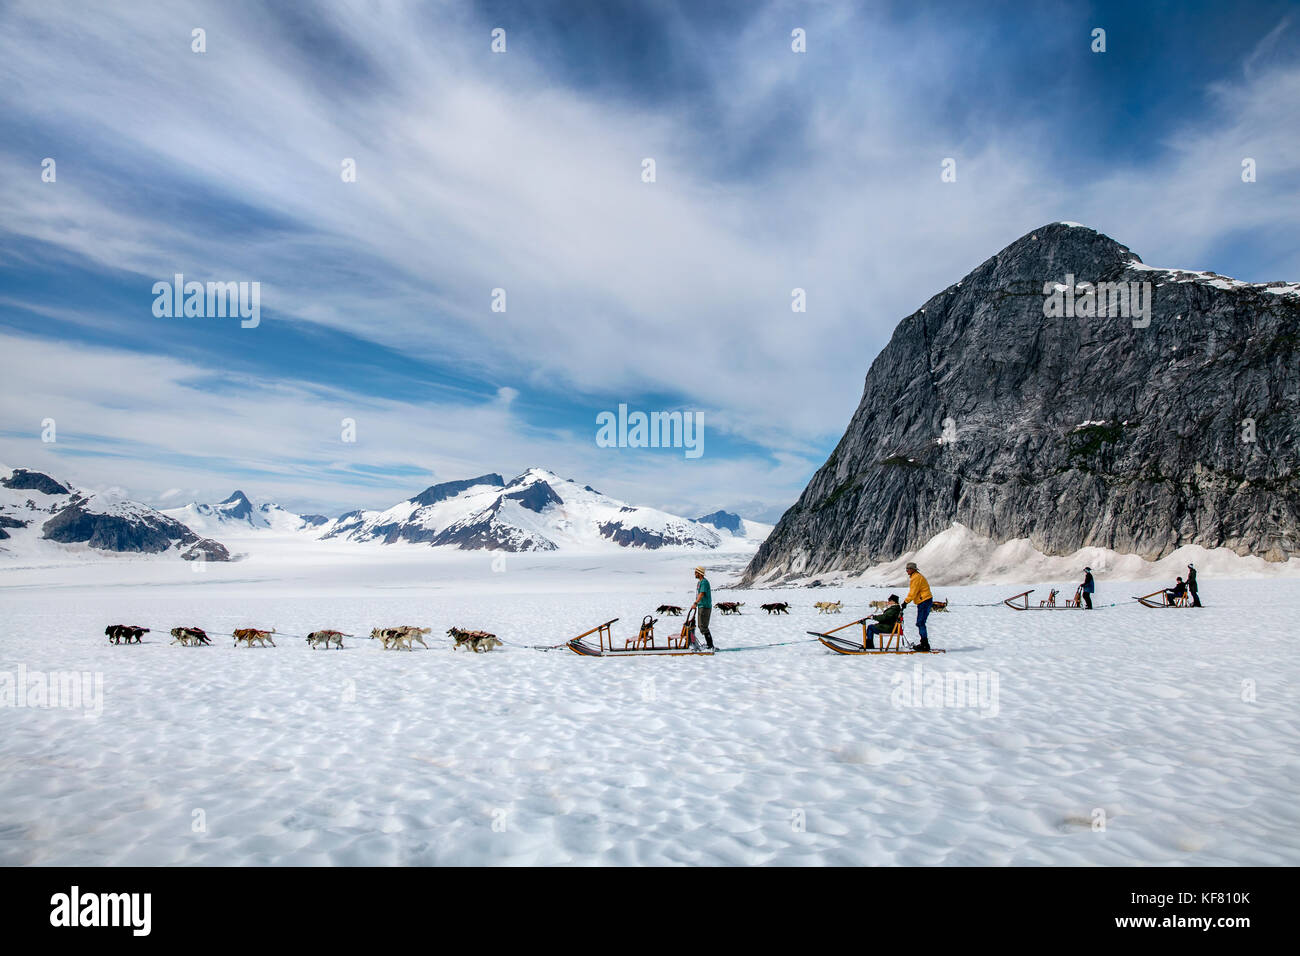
[1000,222,1138,268]
[743,225,1300,583]
[697,510,743,533]
[503,480,563,513]
[1,468,71,496]
[218,490,254,520]
[410,474,504,507]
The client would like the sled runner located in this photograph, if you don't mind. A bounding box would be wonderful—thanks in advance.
[566,610,714,657]
[809,617,945,655]
[1133,589,1191,608]
[1003,588,1084,610]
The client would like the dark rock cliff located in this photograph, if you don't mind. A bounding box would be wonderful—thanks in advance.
[41,495,204,554]
[743,223,1300,583]
[697,510,744,533]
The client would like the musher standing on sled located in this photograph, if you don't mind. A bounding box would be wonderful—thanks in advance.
[1187,564,1202,607]
[1080,566,1095,609]
[690,566,715,651]
[902,562,933,652]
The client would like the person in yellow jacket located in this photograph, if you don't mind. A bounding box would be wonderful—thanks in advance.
[902,561,934,651]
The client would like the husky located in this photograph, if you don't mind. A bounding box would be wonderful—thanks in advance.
[105,625,149,644]
[448,627,500,652]
[170,626,211,646]
[233,627,276,647]
[397,626,431,648]
[371,626,429,650]
[306,630,349,650]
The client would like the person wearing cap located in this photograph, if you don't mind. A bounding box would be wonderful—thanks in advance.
[1186,564,1201,607]
[902,562,933,652]
[689,566,715,650]
[1080,566,1095,609]
[864,594,902,649]
[1164,576,1187,606]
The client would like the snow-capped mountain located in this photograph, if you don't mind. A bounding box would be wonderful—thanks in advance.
[9,465,771,559]
[163,490,313,534]
[0,467,230,560]
[318,468,746,552]
[696,510,774,544]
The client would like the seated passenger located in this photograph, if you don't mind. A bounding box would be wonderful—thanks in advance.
[865,594,902,649]
[1165,577,1187,605]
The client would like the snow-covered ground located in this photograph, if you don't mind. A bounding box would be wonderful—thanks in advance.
[1,546,1297,866]
[766,522,1300,587]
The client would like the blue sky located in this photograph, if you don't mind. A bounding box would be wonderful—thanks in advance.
[1,0,1297,520]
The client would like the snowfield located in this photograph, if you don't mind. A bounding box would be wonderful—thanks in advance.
[1,547,1297,866]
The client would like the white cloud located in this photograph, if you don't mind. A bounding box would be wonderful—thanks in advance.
[0,330,803,518]
[1,2,1297,517]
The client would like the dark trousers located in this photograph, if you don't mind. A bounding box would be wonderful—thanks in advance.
[1190,585,1201,607]
[914,599,932,642]
[865,623,879,648]
[697,606,713,648]
[1083,590,1093,609]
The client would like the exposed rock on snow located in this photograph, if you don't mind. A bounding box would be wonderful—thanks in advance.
[698,510,743,533]
[41,495,197,552]
[410,473,504,506]
[217,490,255,522]
[697,509,772,543]
[0,468,227,558]
[745,223,1300,584]
[181,538,232,562]
[2,468,71,496]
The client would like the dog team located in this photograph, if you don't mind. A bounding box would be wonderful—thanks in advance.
[103,622,499,652]
[101,564,939,655]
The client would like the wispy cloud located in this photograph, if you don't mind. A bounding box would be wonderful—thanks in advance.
[1,1,1297,517]
[0,330,808,517]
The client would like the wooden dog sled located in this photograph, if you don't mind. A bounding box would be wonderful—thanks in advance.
[1133,589,1191,608]
[566,610,714,657]
[809,617,945,655]
[1003,588,1084,610]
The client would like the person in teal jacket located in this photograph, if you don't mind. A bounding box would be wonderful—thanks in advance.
[690,565,715,650]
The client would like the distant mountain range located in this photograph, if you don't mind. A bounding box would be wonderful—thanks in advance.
[162,490,318,534]
[0,465,769,560]
[1,467,228,561]
[173,467,770,552]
